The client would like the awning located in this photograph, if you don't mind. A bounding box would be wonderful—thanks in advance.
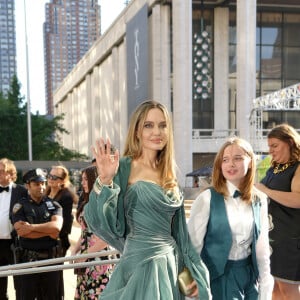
[186,166,212,177]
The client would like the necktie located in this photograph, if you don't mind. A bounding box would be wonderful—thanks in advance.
[0,186,9,193]
[233,190,241,198]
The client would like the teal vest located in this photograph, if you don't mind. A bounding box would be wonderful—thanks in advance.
[201,187,260,281]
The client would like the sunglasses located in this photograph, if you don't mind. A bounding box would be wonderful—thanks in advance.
[47,174,63,180]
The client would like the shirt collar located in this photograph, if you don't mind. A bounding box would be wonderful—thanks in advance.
[226,180,239,197]
[0,182,12,191]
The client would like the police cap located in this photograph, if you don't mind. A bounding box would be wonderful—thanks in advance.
[23,168,47,183]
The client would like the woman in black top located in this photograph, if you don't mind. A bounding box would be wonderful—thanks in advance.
[256,124,300,300]
[46,165,78,299]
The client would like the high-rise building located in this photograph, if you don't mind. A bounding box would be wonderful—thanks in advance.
[44,0,101,115]
[0,0,16,94]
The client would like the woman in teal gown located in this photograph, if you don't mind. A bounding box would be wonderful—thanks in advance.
[84,100,211,300]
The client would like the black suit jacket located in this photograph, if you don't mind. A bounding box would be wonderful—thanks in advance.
[9,183,28,222]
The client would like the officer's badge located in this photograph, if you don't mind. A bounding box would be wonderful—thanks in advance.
[12,203,22,214]
[45,200,55,210]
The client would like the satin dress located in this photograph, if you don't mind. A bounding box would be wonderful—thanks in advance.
[84,157,211,300]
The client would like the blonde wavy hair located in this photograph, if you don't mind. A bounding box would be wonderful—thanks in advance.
[0,158,18,182]
[123,100,178,192]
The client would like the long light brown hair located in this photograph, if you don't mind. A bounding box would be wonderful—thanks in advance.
[123,100,178,191]
[212,137,256,203]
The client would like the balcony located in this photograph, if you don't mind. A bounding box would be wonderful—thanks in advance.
[192,129,269,153]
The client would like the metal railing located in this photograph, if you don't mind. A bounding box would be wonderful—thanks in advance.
[0,249,120,277]
[192,129,239,139]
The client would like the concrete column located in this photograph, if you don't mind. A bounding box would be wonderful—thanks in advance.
[172,0,193,186]
[85,73,92,155]
[214,7,229,135]
[91,65,99,151]
[112,47,120,146]
[236,0,257,140]
[151,4,171,109]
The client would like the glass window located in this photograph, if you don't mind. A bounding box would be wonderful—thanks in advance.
[261,27,281,46]
[260,12,282,44]
[264,111,300,129]
[260,79,282,96]
[261,46,281,79]
[256,11,300,126]
[229,45,236,75]
[283,46,300,80]
[283,14,300,47]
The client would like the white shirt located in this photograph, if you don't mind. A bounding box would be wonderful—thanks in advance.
[0,182,13,239]
[188,181,274,300]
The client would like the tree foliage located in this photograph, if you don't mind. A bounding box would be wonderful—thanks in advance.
[0,75,87,161]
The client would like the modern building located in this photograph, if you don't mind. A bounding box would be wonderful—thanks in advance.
[0,0,16,94]
[44,0,101,115]
[53,0,300,186]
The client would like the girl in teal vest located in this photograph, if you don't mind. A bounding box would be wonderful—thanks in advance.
[188,137,273,299]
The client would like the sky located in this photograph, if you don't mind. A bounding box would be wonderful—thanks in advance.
[15,0,126,114]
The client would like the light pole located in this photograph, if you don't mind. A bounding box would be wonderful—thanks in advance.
[24,0,32,161]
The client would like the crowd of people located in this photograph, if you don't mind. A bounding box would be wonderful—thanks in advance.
[0,100,299,300]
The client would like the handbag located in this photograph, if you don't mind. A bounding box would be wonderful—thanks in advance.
[178,267,196,296]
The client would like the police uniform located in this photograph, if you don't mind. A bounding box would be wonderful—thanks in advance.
[11,169,63,300]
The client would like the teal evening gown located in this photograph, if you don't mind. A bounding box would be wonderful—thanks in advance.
[84,157,211,300]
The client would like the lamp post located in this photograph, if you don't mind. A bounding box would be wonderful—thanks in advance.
[24,0,32,161]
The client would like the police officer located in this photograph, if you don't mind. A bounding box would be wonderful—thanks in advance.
[11,168,63,300]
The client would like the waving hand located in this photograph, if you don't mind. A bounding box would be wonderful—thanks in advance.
[91,137,119,184]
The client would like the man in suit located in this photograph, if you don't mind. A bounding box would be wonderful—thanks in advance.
[0,158,27,300]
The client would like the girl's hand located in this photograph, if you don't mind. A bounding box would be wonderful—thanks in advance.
[91,137,119,184]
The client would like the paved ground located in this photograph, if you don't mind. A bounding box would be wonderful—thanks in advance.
[8,219,81,300]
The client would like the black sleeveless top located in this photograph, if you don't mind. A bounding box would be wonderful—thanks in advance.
[261,162,300,242]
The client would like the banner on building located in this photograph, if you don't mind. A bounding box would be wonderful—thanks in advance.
[126,4,148,120]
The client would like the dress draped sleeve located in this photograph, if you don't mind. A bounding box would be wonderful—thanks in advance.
[84,157,131,253]
[172,199,212,300]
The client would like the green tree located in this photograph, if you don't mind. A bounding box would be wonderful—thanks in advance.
[0,75,87,161]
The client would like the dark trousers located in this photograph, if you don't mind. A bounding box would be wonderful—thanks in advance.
[211,257,259,300]
[0,239,14,300]
[58,244,69,299]
[18,270,61,300]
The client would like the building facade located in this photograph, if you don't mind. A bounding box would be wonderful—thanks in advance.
[53,0,300,186]
[0,0,16,94]
[44,0,101,115]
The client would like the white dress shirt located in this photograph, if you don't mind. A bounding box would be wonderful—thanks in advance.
[0,182,13,239]
[188,181,274,300]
